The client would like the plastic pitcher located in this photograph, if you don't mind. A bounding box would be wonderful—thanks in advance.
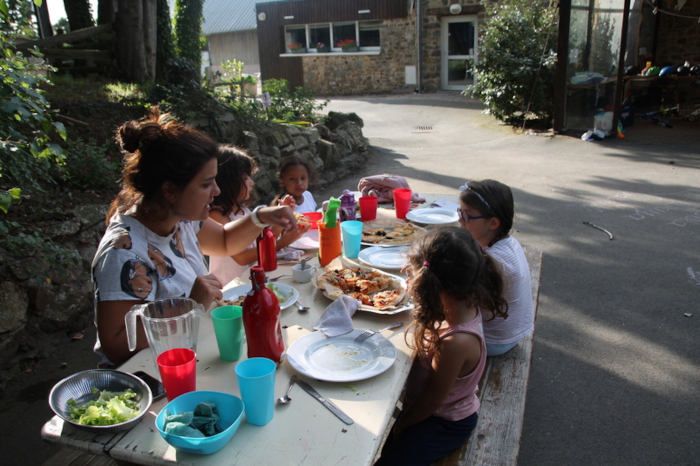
[125,297,204,364]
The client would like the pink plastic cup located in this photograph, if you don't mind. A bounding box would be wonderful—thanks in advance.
[359,196,378,221]
[393,189,412,219]
[156,348,196,401]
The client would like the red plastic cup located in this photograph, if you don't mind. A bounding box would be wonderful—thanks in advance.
[393,189,412,219]
[156,348,196,401]
[359,196,378,221]
[301,212,323,229]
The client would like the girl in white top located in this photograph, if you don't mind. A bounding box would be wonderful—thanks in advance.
[209,146,309,285]
[458,179,534,356]
[92,111,298,367]
[272,155,317,213]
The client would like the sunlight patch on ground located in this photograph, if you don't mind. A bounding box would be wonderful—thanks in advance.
[538,310,699,397]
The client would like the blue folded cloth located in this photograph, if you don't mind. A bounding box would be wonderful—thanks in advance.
[163,402,223,438]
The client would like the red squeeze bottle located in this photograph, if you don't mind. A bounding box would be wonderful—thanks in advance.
[256,227,277,271]
[242,266,285,363]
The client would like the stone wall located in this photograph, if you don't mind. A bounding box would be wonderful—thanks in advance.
[0,114,368,390]
[303,18,417,95]
[300,1,485,95]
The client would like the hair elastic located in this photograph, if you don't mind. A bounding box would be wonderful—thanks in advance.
[423,261,430,268]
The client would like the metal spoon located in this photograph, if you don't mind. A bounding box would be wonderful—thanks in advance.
[278,375,298,404]
[295,301,310,312]
[299,257,312,270]
[268,274,292,282]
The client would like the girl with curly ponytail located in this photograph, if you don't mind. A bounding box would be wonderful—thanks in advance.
[375,227,507,465]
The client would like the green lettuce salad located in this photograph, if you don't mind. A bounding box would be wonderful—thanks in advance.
[268,283,288,303]
[67,387,141,426]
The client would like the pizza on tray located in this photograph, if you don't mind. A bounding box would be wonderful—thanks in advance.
[362,219,426,246]
[316,267,407,311]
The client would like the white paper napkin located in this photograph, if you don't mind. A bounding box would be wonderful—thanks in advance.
[313,295,360,337]
[276,246,304,261]
[429,199,460,211]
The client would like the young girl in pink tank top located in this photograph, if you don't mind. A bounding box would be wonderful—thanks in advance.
[375,227,508,465]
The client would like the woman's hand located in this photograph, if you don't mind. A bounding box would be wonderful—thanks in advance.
[257,205,298,231]
[279,194,296,210]
[189,273,223,309]
[276,221,311,249]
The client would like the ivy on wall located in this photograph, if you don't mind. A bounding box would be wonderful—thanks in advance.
[174,0,204,76]
[156,0,175,82]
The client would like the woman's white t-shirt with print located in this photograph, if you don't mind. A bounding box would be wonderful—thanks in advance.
[91,213,208,366]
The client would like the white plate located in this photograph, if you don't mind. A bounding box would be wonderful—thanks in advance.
[357,246,408,271]
[222,283,298,310]
[290,230,319,250]
[286,329,397,382]
[405,208,459,225]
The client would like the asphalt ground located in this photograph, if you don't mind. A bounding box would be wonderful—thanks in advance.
[5,91,699,465]
[317,92,700,465]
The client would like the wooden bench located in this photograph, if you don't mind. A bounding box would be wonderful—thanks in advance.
[435,246,543,466]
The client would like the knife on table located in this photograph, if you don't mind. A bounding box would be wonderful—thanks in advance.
[295,378,354,425]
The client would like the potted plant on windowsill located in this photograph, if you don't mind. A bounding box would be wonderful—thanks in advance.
[287,42,306,53]
[338,39,358,53]
[316,42,331,53]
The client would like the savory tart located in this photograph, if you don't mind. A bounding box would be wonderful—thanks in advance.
[361,219,426,246]
[316,267,406,311]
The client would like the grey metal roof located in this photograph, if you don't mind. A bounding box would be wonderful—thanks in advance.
[202,0,283,35]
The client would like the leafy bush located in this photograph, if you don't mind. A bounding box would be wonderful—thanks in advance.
[467,0,558,127]
[262,79,328,124]
[0,26,66,208]
[53,139,121,190]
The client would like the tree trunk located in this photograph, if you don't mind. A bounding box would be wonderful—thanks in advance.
[143,0,157,82]
[97,0,115,25]
[114,0,148,82]
[63,0,94,31]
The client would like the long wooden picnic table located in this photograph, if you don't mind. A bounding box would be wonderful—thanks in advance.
[42,193,515,465]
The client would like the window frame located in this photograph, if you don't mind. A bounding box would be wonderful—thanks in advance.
[283,20,381,53]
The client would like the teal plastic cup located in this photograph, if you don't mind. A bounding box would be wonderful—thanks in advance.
[340,220,363,258]
[211,305,244,361]
[235,357,276,426]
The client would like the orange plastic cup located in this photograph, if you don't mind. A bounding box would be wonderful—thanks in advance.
[393,189,412,219]
[318,220,342,267]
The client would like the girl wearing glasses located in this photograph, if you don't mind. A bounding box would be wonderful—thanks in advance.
[458,180,534,356]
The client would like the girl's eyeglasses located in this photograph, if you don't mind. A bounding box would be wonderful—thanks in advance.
[457,208,484,223]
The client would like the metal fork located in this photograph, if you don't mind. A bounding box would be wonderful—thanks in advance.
[354,322,404,344]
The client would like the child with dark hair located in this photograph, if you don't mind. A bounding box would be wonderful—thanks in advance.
[272,155,317,212]
[209,146,309,284]
[375,227,507,465]
[458,179,534,356]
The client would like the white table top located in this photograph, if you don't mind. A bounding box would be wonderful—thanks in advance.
[41,194,460,465]
[42,264,416,465]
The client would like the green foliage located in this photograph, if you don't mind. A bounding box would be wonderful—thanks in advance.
[0,0,39,37]
[52,138,120,190]
[262,79,328,124]
[467,0,558,126]
[0,218,80,272]
[0,26,66,207]
[156,0,175,82]
[174,0,204,76]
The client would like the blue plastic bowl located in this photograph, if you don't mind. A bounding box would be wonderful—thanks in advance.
[155,391,244,455]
